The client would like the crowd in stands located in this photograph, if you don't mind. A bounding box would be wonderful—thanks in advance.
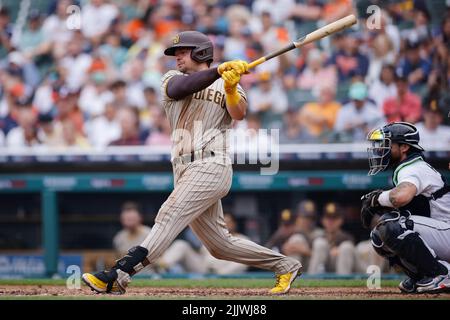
[0,0,449,151]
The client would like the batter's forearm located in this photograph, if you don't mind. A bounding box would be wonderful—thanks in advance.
[167,68,221,100]
[226,94,247,120]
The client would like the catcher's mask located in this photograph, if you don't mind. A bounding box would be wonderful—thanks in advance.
[367,122,424,176]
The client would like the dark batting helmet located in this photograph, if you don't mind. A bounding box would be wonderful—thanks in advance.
[164,31,214,64]
[366,122,424,175]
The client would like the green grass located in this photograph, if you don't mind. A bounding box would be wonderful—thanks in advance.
[0,278,400,288]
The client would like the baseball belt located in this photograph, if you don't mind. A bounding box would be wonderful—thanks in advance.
[172,149,216,165]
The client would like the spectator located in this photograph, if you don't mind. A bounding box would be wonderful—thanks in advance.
[113,202,151,258]
[308,202,355,275]
[297,48,337,92]
[400,6,431,45]
[5,51,41,90]
[42,0,75,52]
[223,16,250,62]
[141,86,161,130]
[54,86,84,135]
[289,0,322,23]
[0,7,13,59]
[382,72,422,123]
[252,0,295,26]
[61,119,90,148]
[414,99,450,150]
[334,82,384,142]
[58,32,93,91]
[299,84,341,142]
[6,102,39,148]
[368,64,397,111]
[321,0,353,24]
[98,33,128,70]
[328,31,369,82]
[279,108,316,144]
[16,10,46,59]
[37,113,64,147]
[366,33,396,85]
[122,58,147,109]
[109,106,143,146]
[32,71,64,115]
[146,107,171,146]
[248,71,288,128]
[397,38,432,91]
[254,11,293,72]
[79,71,114,118]
[84,102,121,148]
[282,200,325,270]
[81,0,119,43]
[109,80,128,107]
[265,209,297,253]
[0,75,24,134]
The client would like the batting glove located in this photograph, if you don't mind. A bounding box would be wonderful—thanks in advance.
[217,60,249,75]
[222,69,242,106]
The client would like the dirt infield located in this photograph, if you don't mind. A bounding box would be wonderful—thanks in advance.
[1,285,449,299]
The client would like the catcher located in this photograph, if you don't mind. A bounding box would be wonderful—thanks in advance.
[82,31,301,295]
[361,122,450,293]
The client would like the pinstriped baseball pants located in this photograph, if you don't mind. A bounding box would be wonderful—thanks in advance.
[140,157,301,274]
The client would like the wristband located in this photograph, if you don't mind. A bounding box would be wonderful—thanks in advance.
[378,190,394,207]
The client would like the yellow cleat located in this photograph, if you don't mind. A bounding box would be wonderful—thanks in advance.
[269,268,301,294]
[82,272,125,295]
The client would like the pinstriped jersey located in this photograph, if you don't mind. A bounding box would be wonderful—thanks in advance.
[160,70,247,159]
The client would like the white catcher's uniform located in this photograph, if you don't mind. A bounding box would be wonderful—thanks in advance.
[393,156,450,262]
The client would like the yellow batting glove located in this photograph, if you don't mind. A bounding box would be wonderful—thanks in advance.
[222,69,242,106]
[217,60,249,75]
[222,69,241,91]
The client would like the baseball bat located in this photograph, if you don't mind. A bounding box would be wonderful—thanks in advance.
[248,14,357,69]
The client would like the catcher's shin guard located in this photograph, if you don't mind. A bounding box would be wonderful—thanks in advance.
[376,218,448,278]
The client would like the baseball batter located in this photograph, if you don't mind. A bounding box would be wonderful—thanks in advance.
[82,31,301,295]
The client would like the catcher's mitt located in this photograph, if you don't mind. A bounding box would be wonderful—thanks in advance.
[360,189,385,229]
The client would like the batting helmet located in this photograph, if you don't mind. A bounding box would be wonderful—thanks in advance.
[367,122,424,175]
[164,31,214,64]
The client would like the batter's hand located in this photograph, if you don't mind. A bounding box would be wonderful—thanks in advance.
[217,60,249,75]
[222,69,241,91]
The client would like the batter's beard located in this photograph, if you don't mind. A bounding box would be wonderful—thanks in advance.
[177,65,187,73]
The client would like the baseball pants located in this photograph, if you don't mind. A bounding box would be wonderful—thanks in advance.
[140,157,301,274]
[410,215,450,262]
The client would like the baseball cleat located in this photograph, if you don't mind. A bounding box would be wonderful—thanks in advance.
[416,273,450,294]
[398,277,417,294]
[269,267,301,294]
[82,271,125,295]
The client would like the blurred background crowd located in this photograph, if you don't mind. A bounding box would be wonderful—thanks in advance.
[0,0,449,150]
